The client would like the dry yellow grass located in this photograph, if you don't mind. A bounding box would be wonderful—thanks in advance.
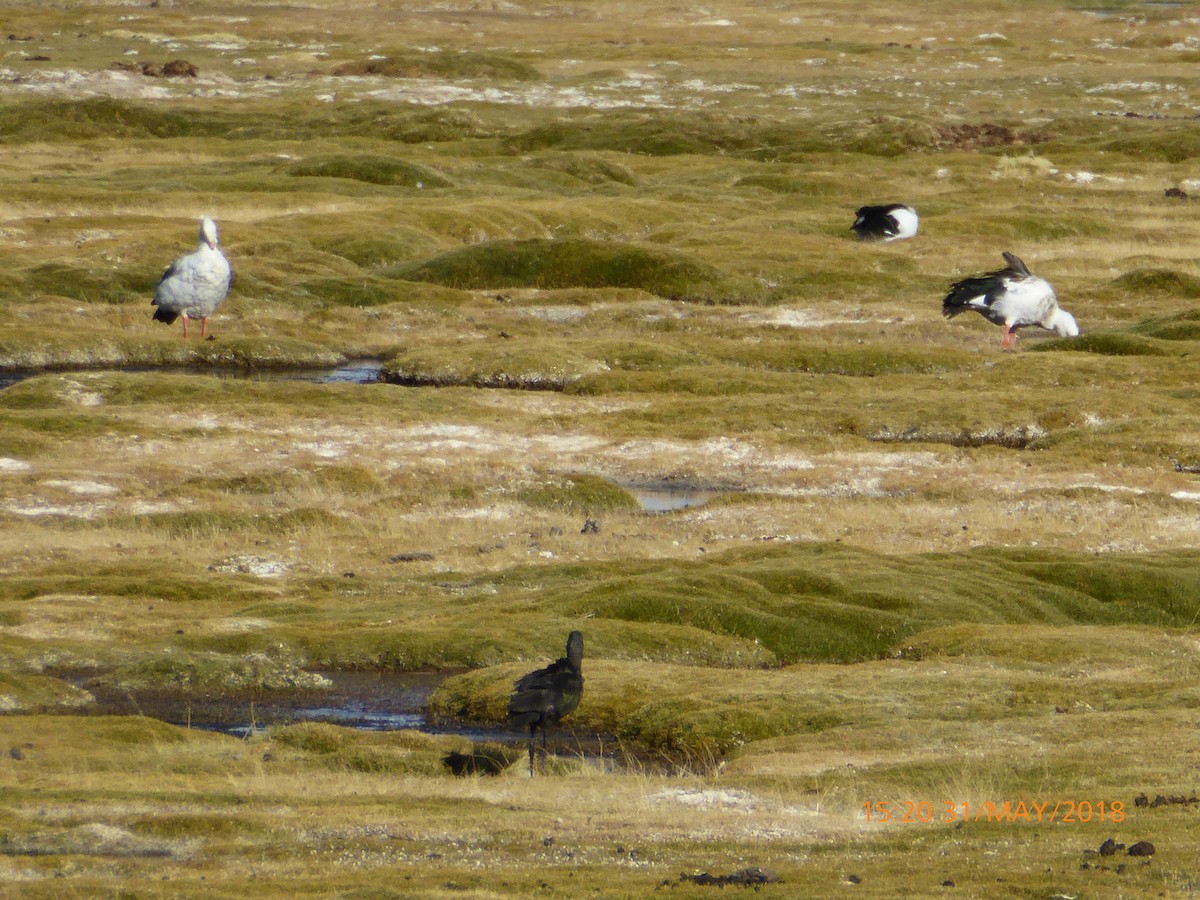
[3,0,1200,895]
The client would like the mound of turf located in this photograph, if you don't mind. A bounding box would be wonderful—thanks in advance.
[286,155,450,188]
[1035,332,1178,356]
[380,338,608,390]
[392,238,761,303]
[1108,270,1200,299]
[330,52,539,81]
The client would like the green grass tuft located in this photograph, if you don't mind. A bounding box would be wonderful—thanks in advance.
[392,237,764,302]
[517,474,640,514]
[287,155,451,188]
[330,51,539,82]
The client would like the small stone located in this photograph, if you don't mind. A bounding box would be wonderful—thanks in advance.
[1127,841,1155,857]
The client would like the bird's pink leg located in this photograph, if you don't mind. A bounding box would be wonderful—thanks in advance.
[1000,327,1014,350]
[181,314,189,339]
[200,317,208,339]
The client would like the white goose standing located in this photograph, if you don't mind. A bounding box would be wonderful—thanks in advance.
[941,251,1078,349]
[151,216,232,339]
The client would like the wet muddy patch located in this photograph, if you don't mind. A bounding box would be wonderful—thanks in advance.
[0,359,384,392]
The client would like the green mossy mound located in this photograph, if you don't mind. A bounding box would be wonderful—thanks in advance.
[517,474,640,514]
[1127,307,1200,341]
[392,237,762,303]
[0,99,505,144]
[1035,332,1178,356]
[0,98,237,140]
[0,671,95,712]
[525,153,638,186]
[330,51,539,82]
[287,155,451,188]
[381,339,608,390]
[16,262,155,305]
[0,336,342,373]
[105,649,330,696]
[297,275,412,308]
[1108,270,1200,299]
[269,723,452,776]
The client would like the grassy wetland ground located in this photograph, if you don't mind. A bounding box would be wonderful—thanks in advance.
[3,0,1200,895]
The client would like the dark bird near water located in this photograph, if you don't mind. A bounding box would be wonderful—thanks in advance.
[507,630,583,776]
[151,216,232,339]
[850,203,919,241]
[941,251,1079,349]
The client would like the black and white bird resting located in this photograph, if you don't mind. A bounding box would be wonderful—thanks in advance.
[151,216,232,339]
[507,630,583,776]
[941,251,1079,349]
[850,204,919,241]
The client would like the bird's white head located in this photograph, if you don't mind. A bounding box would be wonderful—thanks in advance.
[199,217,220,249]
[1049,308,1079,337]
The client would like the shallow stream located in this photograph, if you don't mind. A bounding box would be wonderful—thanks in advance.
[0,359,387,391]
[79,669,644,770]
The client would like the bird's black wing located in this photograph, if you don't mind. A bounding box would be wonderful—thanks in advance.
[155,261,178,291]
[942,273,1004,317]
[508,658,581,726]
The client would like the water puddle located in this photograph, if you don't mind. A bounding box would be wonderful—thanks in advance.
[0,359,385,391]
[624,482,725,513]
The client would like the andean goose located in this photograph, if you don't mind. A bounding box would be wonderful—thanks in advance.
[851,204,919,241]
[151,216,232,339]
[941,251,1078,349]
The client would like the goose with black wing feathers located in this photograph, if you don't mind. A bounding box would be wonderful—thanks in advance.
[941,251,1078,349]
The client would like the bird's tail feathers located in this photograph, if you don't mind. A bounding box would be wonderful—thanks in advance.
[942,279,991,316]
[152,307,180,325]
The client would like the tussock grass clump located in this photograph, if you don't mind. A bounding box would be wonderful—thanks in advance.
[1035,331,1179,356]
[270,722,451,775]
[0,98,237,140]
[525,153,637,186]
[107,649,330,696]
[394,237,763,303]
[898,622,1189,667]
[286,155,451,188]
[508,111,791,157]
[517,474,640,514]
[330,51,539,82]
[1108,271,1200,299]
[1101,123,1200,162]
[617,688,842,763]
[868,424,1047,449]
[381,339,608,390]
[0,672,94,711]
[15,262,153,305]
[131,507,343,539]
[297,275,413,308]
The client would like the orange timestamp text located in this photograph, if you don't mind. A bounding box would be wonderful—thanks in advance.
[863,799,1125,825]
